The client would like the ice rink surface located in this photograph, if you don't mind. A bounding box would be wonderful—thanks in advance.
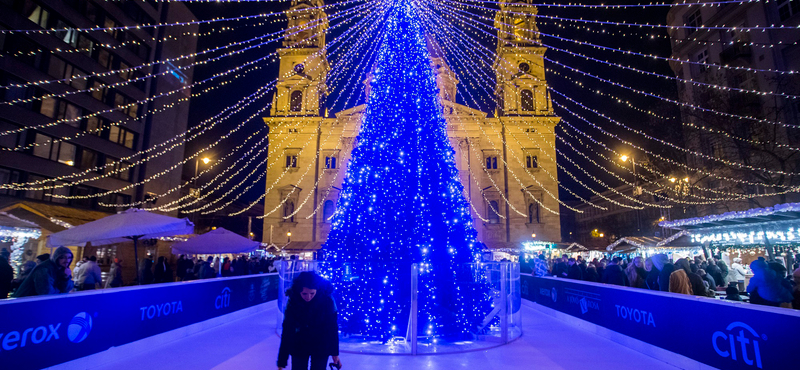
[84,303,681,370]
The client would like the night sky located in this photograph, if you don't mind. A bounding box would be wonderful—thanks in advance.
[181,0,682,211]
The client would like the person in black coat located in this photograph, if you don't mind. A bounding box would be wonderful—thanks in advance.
[0,254,13,299]
[277,272,340,370]
[583,265,599,282]
[658,263,675,292]
[705,263,724,289]
[601,258,629,286]
[566,258,583,280]
[552,257,568,278]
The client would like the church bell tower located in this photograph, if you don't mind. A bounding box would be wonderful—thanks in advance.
[493,0,552,116]
[271,0,330,117]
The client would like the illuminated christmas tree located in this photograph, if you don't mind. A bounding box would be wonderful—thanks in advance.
[320,1,491,341]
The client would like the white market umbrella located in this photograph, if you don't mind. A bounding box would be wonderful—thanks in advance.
[171,227,259,255]
[47,208,194,284]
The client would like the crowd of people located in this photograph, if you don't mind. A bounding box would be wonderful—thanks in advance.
[0,246,286,299]
[528,253,800,309]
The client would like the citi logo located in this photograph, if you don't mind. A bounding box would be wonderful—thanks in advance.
[216,287,232,309]
[0,312,92,351]
[712,322,764,368]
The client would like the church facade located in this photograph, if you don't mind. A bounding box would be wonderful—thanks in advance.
[262,0,561,252]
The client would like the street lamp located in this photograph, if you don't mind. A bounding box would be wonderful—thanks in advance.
[286,231,292,245]
[620,154,642,233]
[531,233,536,238]
[191,156,212,231]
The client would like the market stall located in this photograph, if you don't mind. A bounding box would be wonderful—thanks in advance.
[604,231,701,259]
[660,202,800,287]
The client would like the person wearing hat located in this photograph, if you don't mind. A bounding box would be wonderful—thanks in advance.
[13,246,74,297]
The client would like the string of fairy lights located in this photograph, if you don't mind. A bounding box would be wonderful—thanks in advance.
[3,0,800,246]
[1,0,375,194]
[425,6,671,211]
[424,0,800,204]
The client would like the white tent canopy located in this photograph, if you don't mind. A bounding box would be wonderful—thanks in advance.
[47,208,193,247]
[171,227,259,255]
[46,208,193,284]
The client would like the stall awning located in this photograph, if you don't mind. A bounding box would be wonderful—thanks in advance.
[659,202,800,230]
[0,201,112,233]
[282,241,325,252]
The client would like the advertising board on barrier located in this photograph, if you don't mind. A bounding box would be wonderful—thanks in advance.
[522,274,799,370]
[0,274,279,370]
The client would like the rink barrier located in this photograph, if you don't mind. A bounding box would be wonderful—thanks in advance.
[0,273,279,370]
[521,274,799,370]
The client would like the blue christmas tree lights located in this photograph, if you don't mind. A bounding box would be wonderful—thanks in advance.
[320,0,492,341]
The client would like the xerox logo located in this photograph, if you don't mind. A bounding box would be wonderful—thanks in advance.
[712,322,764,368]
[67,312,93,343]
[215,287,231,309]
[0,312,93,351]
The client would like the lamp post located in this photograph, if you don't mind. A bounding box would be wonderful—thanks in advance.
[620,154,642,234]
[191,156,212,232]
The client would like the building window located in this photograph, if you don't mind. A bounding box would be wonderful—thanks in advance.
[284,200,295,223]
[44,181,69,204]
[696,49,709,74]
[114,93,138,118]
[27,5,50,28]
[526,154,538,169]
[104,157,132,181]
[86,116,104,135]
[528,203,540,223]
[488,200,501,224]
[25,175,47,200]
[32,133,76,166]
[685,9,702,35]
[286,155,298,168]
[108,126,136,149]
[47,57,87,90]
[520,89,534,111]
[486,156,498,169]
[290,90,303,112]
[91,81,110,104]
[778,0,800,21]
[79,148,98,170]
[0,168,21,196]
[322,200,335,222]
[325,156,337,169]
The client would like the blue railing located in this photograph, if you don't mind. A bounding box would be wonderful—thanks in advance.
[522,274,799,370]
[0,273,279,369]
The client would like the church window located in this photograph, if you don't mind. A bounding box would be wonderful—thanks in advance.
[526,154,538,169]
[290,90,303,112]
[486,156,498,169]
[528,203,540,224]
[283,200,295,223]
[325,156,337,169]
[488,201,501,224]
[322,200,335,222]
[286,155,298,168]
[520,89,534,111]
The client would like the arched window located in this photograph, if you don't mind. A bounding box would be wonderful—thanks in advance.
[528,203,540,224]
[322,200,335,222]
[520,89,534,111]
[488,201,500,224]
[290,90,303,112]
[283,200,295,223]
